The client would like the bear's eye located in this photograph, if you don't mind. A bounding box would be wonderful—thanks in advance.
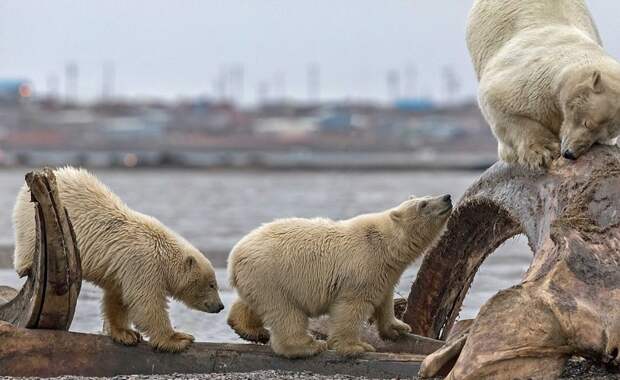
[419,201,428,209]
[209,283,216,289]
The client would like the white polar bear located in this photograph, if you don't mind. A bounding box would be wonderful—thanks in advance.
[227,194,452,358]
[468,0,620,168]
[13,167,223,352]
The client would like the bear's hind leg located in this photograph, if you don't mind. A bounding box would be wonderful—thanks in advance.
[265,306,327,358]
[328,300,376,357]
[227,299,270,344]
[102,288,142,346]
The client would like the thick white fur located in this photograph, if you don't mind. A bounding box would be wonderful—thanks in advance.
[468,0,620,168]
[227,195,451,358]
[13,167,222,352]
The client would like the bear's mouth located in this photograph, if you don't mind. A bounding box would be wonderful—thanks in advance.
[438,206,452,215]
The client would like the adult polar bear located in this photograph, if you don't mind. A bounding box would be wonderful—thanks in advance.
[469,0,620,168]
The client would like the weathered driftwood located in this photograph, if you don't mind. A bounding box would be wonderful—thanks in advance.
[404,145,620,379]
[234,297,444,355]
[309,314,444,355]
[0,169,81,329]
[0,321,425,378]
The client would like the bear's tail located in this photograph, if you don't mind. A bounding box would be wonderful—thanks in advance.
[227,299,270,344]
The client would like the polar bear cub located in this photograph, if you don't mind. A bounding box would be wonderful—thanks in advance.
[13,167,223,352]
[227,194,452,358]
[468,0,620,168]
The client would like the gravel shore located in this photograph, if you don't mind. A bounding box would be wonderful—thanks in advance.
[1,358,618,380]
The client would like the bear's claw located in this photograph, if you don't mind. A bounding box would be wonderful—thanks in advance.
[234,327,270,344]
[110,328,142,346]
[172,331,195,342]
[379,319,412,340]
[152,332,194,353]
[518,140,561,169]
[274,339,327,359]
[328,339,375,357]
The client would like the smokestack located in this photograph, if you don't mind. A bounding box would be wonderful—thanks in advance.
[404,64,417,98]
[386,69,401,102]
[101,61,115,100]
[307,63,320,103]
[65,61,79,103]
[46,74,60,100]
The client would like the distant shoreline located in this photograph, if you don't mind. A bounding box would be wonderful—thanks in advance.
[0,164,490,172]
[0,151,497,172]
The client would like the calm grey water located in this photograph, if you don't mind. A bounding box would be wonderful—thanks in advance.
[0,168,532,342]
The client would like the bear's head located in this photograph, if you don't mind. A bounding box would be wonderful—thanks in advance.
[172,245,224,314]
[390,194,453,245]
[560,70,620,160]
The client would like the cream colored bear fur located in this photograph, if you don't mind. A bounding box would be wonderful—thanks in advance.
[13,167,223,352]
[227,194,452,358]
[468,0,620,168]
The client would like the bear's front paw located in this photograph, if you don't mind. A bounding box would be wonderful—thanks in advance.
[110,328,142,346]
[151,332,194,353]
[328,339,375,357]
[172,331,195,342]
[518,140,560,169]
[379,319,412,340]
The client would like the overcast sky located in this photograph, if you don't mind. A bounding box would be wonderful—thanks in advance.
[1,1,620,105]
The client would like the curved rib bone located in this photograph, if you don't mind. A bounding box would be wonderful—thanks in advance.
[405,145,620,379]
[0,169,82,330]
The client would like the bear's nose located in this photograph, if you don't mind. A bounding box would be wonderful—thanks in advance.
[442,194,452,203]
[562,150,577,160]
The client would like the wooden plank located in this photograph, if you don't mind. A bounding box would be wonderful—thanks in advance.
[0,322,424,378]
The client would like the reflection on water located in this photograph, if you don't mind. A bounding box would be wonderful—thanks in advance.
[0,168,532,342]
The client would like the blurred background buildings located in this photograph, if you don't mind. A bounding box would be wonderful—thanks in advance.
[0,1,618,170]
[0,80,496,169]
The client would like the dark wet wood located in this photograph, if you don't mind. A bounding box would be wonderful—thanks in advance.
[309,315,444,355]
[407,145,620,379]
[0,168,81,329]
[0,321,424,378]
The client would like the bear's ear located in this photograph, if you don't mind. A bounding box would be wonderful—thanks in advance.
[592,71,603,93]
[408,194,416,200]
[390,209,402,222]
[184,256,196,271]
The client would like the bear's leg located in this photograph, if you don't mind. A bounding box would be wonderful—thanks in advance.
[491,114,560,169]
[327,300,376,357]
[102,288,142,346]
[265,306,327,358]
[227,299,270,344]
[127,292,195,353]
[373,293,411,340]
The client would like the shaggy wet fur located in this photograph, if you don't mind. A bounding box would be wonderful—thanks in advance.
[468,0,620,169]
[227,195,452,358]
[13,167,223,352]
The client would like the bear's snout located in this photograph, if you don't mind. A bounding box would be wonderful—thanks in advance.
[205,301,225,313]
[442,194,452,203]
[562,149,577,160]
